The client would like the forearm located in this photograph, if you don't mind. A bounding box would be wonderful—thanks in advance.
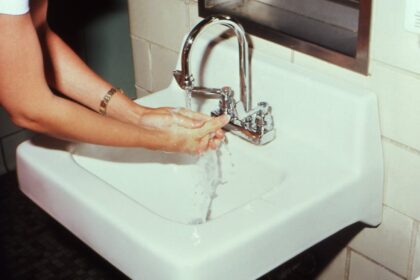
[39,26,145,125]
[18,94,169,149]
[0,12,162,149]
[0,5,226,154]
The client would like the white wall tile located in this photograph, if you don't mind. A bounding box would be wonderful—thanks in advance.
[349,252,404,280]
[131,37,153,91]
[150,44,179,92]
[349,206,413,277]
[370,62,420,151]
[316,248,347,280]
[2,130,34,171]
[188,1,202,29]
[128,0,189,51]
[413,224,420,280]
[383,140,420,221]
[371,0,420,74]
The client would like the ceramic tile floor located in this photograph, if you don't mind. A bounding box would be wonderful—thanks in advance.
[0,171,353,280]
[0,172,128,280]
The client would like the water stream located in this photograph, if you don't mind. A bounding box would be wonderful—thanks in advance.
[189,148,226,224]
[185,88,192,109]
[184,90,231,224]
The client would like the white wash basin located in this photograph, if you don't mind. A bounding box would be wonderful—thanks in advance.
[17,32,383,280]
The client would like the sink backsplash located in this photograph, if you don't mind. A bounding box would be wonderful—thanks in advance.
[172,30,380,174]
[128,0,420,279]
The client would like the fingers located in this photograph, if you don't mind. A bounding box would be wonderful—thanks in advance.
[209,138,222,150]
[193,116,228,154]
[176,108,211,121]
[197,115,230,137]
[197,134,210,154]
[173,114,205,129]
[215,128,225,139]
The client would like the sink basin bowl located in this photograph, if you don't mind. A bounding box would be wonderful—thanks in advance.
[17,32,383,280]
[72,134,284,225]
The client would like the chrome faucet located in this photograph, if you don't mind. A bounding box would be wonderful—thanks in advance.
[173,15,275,145]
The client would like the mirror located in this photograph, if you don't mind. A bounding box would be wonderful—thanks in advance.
[199,0,371,75]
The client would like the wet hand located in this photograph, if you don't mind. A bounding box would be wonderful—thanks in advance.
[138,107,229,154]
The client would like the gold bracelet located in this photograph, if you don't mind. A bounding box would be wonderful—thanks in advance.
[99,87,123,116]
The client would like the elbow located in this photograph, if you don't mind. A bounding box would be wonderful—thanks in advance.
[8,107,46,133]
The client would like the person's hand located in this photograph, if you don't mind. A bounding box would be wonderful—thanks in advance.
[138,107,229,154]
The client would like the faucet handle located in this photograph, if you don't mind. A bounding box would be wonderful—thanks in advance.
[219,87,235,116]
[255,102,274,134]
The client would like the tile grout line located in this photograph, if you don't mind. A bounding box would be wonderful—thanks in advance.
[349,248,407,279]
[344,247,351,280]
[372,59,420,81]
[291,50,295,63]
[186,0,190,29]
[146,40,154,92]
[130,34,180,54]
[382,136,420,157]
[382,203,420,224]
[134,84,153,98]
[407,220,419,280]
[0,128,25,140]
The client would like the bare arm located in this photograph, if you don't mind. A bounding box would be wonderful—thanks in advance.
[0,12,228,153]
[26,0,226,151]
[30,0,142,125]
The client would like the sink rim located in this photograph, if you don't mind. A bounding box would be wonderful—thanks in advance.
[17,131,365,259]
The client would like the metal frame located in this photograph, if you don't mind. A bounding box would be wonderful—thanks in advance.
[198,0,372,75]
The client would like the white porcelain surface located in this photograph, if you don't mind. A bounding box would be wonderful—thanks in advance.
[73,136,283,225]
[17,32,383,280]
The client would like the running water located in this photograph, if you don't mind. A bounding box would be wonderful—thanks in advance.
[185,88,192,109]
[188,143,231,225]
[184,88,233,224]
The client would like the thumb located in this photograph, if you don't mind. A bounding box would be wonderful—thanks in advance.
[197,115,230,136]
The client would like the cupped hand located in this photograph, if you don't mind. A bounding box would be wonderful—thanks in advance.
[139,107,229,154]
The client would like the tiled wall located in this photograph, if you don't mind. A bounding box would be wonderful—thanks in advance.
[0,110,34,175]
[0,0,135,176]
[127,0,420,279]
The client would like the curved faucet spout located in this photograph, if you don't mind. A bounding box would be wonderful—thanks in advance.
[174,15,251,112]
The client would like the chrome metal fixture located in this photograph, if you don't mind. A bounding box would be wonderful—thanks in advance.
[173,15,275,145]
